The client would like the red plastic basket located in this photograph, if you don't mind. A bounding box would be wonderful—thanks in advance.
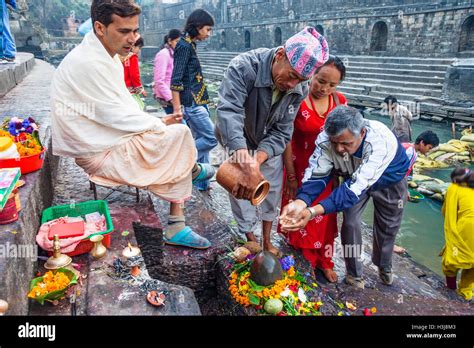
[0,148,46,174]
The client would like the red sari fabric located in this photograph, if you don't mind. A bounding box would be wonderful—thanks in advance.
[278,92,347,270]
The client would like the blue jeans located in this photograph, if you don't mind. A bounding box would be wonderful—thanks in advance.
[183,103,217,190]
[1,1,16,59]
[163,105,174,115]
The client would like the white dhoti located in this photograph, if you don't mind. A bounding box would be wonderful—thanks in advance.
[75,124,196,203]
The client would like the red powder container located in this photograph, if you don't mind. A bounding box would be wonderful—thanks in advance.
[0,194,19,225]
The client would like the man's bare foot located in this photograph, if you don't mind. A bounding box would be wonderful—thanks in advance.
[320,268,338,283]
[264,243,282,258]
[245,232,258,243]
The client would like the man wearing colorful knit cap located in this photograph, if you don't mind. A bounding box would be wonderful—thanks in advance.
[216,26,329,256]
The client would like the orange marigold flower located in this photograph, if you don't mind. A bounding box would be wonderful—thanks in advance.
[27,271,70,299]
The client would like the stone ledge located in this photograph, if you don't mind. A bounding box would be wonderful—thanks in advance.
[0,131,58,315]
[0,53,35,97]
[86,200,201,316]
[27,155,202,316]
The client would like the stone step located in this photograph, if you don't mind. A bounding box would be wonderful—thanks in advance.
[200,60,231,68]
[198,52,455,66]
[199,54,234,62]
[344,91,414,108]
[86,202,201,316]
[0,59,57,316]
[204,71,225,81]
[338,55,455,66]
[202,68,226,80]
[341,81,443,98]
[346,60,450,72]
[200,59,451,77]
[202,65,227,73]
[0,133,57,315]
[29,157,201,316]
[338,85,365,95]
[344,77,443,90]
[344,92,473,122]
[0,52,36,97]
[347,65,447,78]
[199,51,239,57]
[202,70,227,79]
[346,71,444,84]
[341,87,429,102]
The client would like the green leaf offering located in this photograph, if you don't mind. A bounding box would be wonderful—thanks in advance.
[248,279,265,292]
[248,293,260,305]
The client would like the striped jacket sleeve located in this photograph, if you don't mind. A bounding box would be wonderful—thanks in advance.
[171,41,191,92]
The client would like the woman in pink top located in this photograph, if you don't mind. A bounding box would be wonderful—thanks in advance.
[153,29,181,115]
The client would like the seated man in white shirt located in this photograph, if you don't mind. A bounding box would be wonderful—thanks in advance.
[51,0,214,249]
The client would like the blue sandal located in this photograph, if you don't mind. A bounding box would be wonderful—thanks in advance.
[164,226,211,249]
[192,163,216,185]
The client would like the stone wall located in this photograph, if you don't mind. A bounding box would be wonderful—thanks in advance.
[442,58,474,101]
[141,0,474,58]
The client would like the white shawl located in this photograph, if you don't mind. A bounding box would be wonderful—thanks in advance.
[50,32,165,157]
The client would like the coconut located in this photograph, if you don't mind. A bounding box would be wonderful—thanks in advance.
[243,241,262,254]
[264,298,283,314]
[232,247,251,262]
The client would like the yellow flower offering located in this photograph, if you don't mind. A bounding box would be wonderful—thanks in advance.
[28,271,71,299]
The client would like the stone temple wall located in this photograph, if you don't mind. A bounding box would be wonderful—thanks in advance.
[141,0,474,58]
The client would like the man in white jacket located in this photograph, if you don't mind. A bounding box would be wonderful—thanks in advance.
[51,0,214,249]
[280,106,411,288]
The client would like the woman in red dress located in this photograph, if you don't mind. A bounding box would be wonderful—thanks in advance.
[279,56,347,282]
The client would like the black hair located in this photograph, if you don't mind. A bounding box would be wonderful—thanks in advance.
[415,130,440,147]
[184,9,214,38]
[91,0,141,33]
[450,167,474,188]
[384,95,398,105]
[134,37,144,48]
[162,29,181,47]
[315,55,346,81]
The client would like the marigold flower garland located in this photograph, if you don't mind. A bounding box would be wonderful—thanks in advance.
[228,255,323,316]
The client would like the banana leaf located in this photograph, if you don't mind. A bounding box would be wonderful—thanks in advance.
[32,130,44,150]
[28,268,77,305]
